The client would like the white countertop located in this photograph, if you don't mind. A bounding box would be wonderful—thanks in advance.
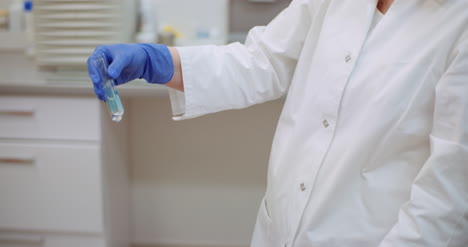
[0,80,168,97]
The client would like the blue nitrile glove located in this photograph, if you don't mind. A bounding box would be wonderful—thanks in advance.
[87,43,174,101]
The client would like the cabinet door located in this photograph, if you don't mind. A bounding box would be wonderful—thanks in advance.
[0,142,104,234]
[0,231,44,247]
[0,96,100,141]
[0,231,106,247]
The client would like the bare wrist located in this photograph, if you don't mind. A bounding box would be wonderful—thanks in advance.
[165,47,184,92]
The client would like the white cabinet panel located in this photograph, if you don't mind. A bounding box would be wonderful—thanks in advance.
[0,142,104,233]
[0,96,100,141]
[0,231,105,247]
[43,234,105,247]
[0,231,44,247]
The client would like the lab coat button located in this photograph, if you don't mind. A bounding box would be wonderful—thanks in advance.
[300,183,306,191]
[323,119,330,128]
[345,55,352,63]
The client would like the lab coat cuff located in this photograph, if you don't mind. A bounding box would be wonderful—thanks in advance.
[168,87,186,120]
[169,46,207,120]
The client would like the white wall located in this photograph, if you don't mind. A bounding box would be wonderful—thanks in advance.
[229,0,291,33]
[129,96,283,246]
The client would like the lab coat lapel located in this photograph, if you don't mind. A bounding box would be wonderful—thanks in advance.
[335,0,378,56]
[311,0,378,119]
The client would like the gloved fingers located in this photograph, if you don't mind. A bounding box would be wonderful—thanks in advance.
[107,53,132,81]
[114,77,128,86]
[87,53,106,101]
[93,45,112,61]
[93,85,106,102]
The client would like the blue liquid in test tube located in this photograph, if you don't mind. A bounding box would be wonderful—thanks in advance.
[93,54,124,122]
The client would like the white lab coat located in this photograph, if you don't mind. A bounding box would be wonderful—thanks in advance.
[169,0,468,246]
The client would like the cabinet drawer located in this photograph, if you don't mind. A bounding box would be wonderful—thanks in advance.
[0,231,105,247]
[0,96,100,141]
[0,142,104,233]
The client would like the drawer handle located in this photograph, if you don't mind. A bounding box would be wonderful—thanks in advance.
[0,235,44,244]
[0,110,35,117]
[0,157,35,165]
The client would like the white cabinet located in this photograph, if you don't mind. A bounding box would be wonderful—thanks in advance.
[0,96,100,140]
[0,95,129,247]
[0,142,103,233]
[0,231,105,247]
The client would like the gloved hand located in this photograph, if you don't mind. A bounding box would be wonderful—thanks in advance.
[87,43,174,101]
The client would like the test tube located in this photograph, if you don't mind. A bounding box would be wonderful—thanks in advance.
[92,53,124,122]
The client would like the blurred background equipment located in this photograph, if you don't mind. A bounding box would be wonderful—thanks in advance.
[7,0,22,31]
[0,8,7,30]
[32,0,136,69]
[141,0,229,46]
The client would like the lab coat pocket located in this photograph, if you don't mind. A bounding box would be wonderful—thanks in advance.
[262,198,272,224]
[259,197,272,229]
[251,197,273,245]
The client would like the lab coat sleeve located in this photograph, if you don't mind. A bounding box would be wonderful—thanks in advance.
[168,0,314,120]
[378,37,468,247]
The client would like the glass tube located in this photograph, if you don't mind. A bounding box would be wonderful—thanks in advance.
[92,53,124,122]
